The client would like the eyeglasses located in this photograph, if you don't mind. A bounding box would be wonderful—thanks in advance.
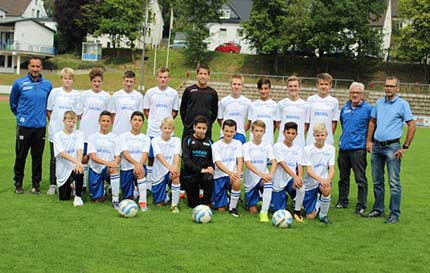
[384,85,397,88]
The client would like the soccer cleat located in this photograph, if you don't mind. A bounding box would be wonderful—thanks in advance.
[319,216,332,224]
[31,187,40,194]
[112,200,120,210]
[294,213,304,222]
[15,187,24,194]
[363,210,385,218]
[179,190,186,199]
[171,204,180,213]
[335,203,347,209]
[259,212,269,222]
[384,216,399,224]
[354,208,365,216]
[47,185,56,195]
[73,196,84,207]
[229,208,240,218]
[139,201,148,212]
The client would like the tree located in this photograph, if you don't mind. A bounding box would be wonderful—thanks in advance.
[398,0,430,64]
[174,0,226,65]
[79,0,145,62]
[54,0,89,53]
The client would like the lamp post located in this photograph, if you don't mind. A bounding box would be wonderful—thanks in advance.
[139,0,149,93]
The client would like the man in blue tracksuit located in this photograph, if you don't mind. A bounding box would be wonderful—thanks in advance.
[335,82,373,215]
[9,56,52,194]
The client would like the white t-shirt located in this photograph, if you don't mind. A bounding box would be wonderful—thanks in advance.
[248,99,280,144]
[243,141,274,192]
[47,87,82,141]
[119,131,151,171]
[272,142,303,192]
[143,86,179,137]
[303,144,335,191]
[306,94,339,146]
[53,130,84,187]
[80,90,111,142]
[88,132,120,174]
[277,98,309,148]
[109,89,143,135]
[151,136,181,183]
[212,139,243,179]
[217,95,251,136]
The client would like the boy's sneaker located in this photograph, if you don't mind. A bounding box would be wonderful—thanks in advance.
[73,196,84,207]
[259,212,269,222]
[294,213,304,222]
[229,208,240,218]
[139,201,148,212]
[15,186,24,194]
[171,204,180,213]
[319,216,332,224]
[47,185,56,195]
[335,203,347,209]
[363,210,385,218]
[354,208,365,216]
[31,187,40,194]
[112,200,120,210]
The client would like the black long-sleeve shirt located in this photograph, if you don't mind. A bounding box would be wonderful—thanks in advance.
[181,134,213,177]
[180,84,218,138]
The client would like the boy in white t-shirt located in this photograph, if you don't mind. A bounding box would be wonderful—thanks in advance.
[306,73,339,146]
[119,111,151,211]
[87,111,121,209]
[47,68,82,195]
[53,111,84,206]
[109,71,143,136]
[212,119,243,217]
[80,68,111,191]
[217,74,251,144]
[277,75,309,148]
[151,117,181,212]
[143,67,179,186]
[272,122,305,222]
[303,123,335,224]
[243,120,277,222]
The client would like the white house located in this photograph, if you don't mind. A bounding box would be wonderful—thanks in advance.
[87,0,164,49]
[0,0,55,74]
[206,0,255,54]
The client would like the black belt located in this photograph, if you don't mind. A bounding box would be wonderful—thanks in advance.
[373,138,400,146]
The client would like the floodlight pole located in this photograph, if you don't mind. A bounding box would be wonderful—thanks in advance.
[139,0,149,93]
[166,8,173,68]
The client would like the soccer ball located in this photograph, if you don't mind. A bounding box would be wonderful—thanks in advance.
[272,209,293,228]
[118,199,138,218]
[192,205,213,224]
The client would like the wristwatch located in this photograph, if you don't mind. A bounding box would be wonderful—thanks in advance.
[402,144,409,149]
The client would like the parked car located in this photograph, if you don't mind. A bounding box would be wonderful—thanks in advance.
[215,42,241,53]
[170,40,187,49]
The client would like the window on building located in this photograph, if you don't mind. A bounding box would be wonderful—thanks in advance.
[32,9,35,17]
[37,10,40,17]
[237,28,243,38]
[219,28,227,38]
[220,9,231,19]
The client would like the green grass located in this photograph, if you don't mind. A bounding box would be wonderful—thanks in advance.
[0,101,429,273]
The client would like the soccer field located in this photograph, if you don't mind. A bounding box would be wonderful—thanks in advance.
[0,100,429,273]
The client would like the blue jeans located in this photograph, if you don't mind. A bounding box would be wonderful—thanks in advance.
[371,142,401,218]
[338,149,368,209]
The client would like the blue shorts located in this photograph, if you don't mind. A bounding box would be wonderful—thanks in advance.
[245,180,263,207]
[120,170,137,199]
[270,178,295,211]
[83,143,88,156]
[89,167,109,200]
[152,173,170,204]
[148,136,155,158]
[303,187,321,215]
[212,176,231,209]
[233,133,246,144]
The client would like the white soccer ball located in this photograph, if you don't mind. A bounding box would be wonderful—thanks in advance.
[118,199,138,218]
[272,209,293,228]
[192,205,213,224]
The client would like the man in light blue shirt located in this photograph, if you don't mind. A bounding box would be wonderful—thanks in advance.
[365,76,416,224]
[336,82,372,215]
[9,56,52,194]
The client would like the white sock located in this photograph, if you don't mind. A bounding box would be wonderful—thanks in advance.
[146,166,153,191]
[261,183,272,213]
[229,189,241,210]
[294,186,305,211]
[110,173,120,202]
[319,194,331,218]
[137,178,147,203]
[171,184,180,205]
[83,164,88,188]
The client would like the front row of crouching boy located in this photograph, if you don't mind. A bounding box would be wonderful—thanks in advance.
[55,111,334,224]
